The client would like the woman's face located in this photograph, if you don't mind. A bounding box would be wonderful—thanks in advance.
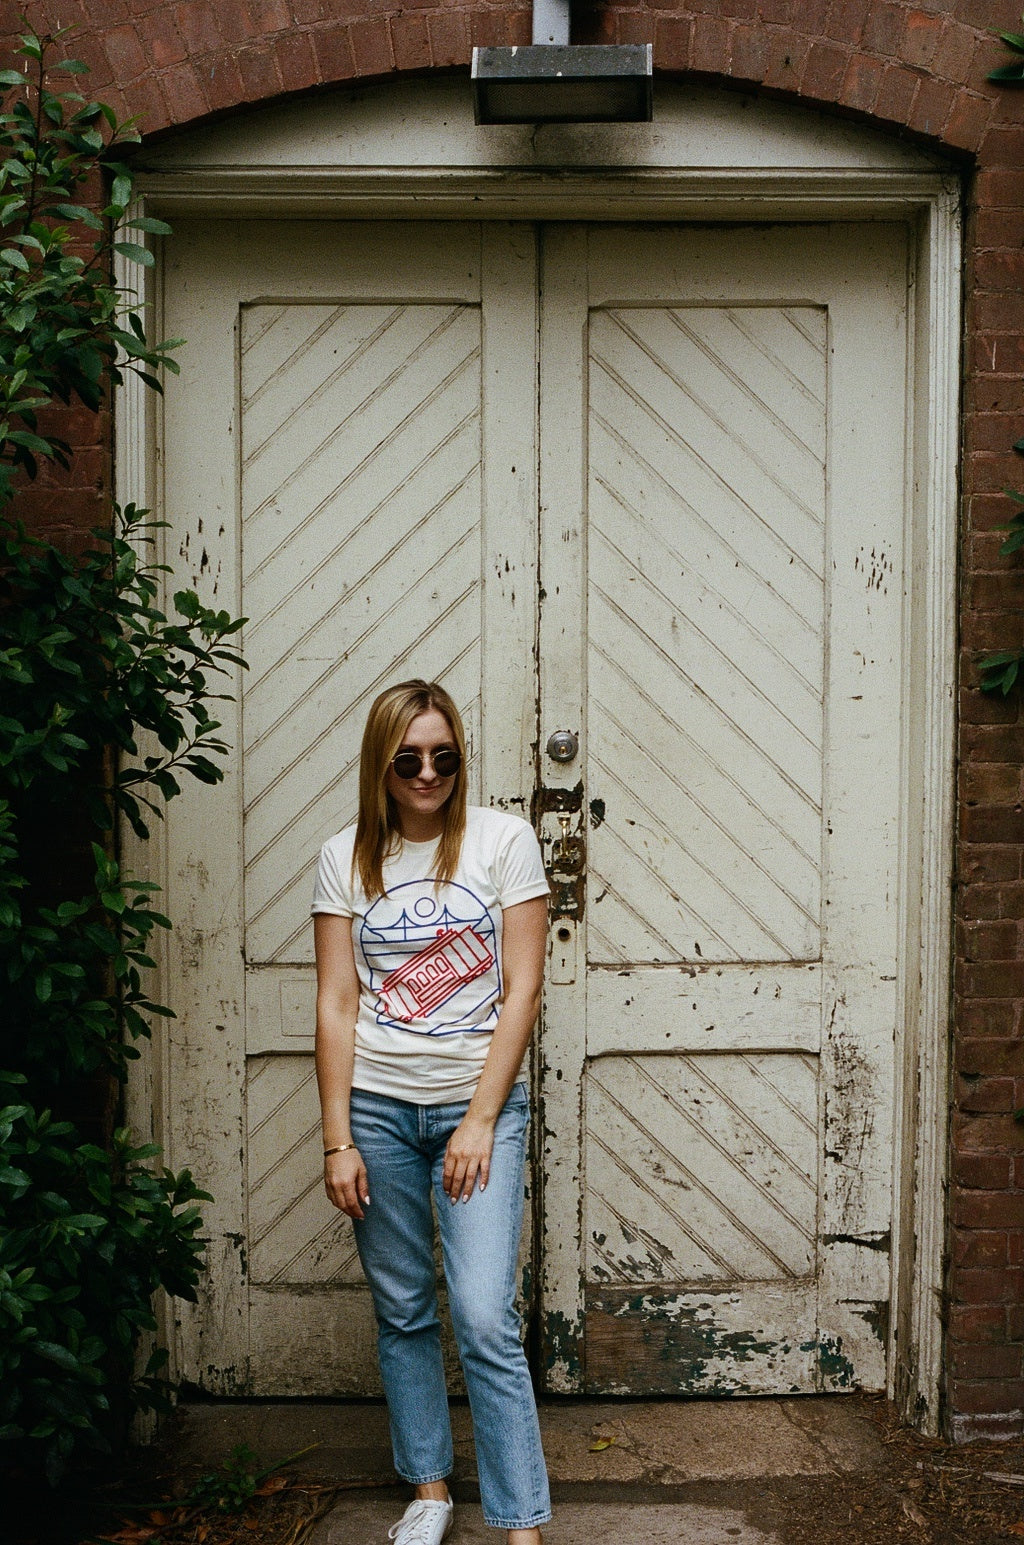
[385,707,459,835]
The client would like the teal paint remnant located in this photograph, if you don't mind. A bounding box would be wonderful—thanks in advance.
[543,1308,584,1377]
[599,1293,781,1395]
[800,1332,856,1388]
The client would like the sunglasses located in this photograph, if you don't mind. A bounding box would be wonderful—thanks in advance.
[390,747,462,780]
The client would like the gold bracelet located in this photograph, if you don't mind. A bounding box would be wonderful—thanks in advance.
[323,1143,356,1157]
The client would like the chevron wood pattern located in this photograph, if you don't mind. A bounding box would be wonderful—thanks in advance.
[585,1052,818,1286]
[587,305,827,966]
[240,301,483,963]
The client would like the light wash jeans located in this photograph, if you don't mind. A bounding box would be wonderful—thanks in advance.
[349,1083,551,1531]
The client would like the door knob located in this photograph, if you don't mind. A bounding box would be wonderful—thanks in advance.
[546,729,578,762]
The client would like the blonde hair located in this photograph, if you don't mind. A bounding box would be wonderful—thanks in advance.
[353,679,468,900]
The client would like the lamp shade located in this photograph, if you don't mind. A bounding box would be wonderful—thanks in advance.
[472,44,653,125]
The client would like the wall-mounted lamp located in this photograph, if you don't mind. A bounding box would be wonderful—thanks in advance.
[472,0,652,124]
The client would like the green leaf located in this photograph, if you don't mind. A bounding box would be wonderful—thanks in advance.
[112,241,154,268]
[126,216,172,236]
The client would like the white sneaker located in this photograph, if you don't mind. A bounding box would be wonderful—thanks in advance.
[387,1496,454,1545]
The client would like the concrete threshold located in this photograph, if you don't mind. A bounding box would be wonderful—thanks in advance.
[164,1395,884,1489]
[162,1396,888,1542]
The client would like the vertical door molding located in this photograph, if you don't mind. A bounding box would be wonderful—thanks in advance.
[119,168,960,1431]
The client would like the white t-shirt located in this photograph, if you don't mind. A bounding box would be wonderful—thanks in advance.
[311,805,549,1104]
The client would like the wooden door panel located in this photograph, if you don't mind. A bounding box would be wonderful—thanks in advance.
[242,301,484,966]
[539,224,907,1397]
[162,221,538,1393]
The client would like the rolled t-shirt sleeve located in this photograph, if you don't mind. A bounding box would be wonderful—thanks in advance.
[495,818,550,908]
[311,837,353,916]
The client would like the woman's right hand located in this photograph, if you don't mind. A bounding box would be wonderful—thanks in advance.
[324,1147,370,1219]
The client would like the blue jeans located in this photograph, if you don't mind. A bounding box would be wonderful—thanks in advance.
[349,1083,551,1531]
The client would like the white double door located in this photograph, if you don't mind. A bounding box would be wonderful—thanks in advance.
[161,218,907,1396]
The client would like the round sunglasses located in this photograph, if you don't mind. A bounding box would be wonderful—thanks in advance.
[390,747,462,780]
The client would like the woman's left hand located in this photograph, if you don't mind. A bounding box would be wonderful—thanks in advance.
[443,1114,496,1202]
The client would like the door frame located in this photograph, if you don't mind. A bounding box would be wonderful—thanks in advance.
[117,151,960,1432]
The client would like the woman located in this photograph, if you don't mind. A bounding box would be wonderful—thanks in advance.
[312,679,551,1545]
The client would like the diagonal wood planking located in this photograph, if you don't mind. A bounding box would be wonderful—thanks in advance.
[587,305,827,965]
[240,300,484,1284]
[585,1052,818,1286]
[240,301,484,964]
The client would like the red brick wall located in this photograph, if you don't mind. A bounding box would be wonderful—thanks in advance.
[9,0,1024,1437]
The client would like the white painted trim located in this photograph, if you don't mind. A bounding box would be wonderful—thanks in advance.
[119,148,960,1429]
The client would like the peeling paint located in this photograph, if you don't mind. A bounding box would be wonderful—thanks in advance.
[800,1332,855,1388]
[543,1308,584,1378]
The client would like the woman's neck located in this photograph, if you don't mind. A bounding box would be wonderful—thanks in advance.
[396,810,445,844]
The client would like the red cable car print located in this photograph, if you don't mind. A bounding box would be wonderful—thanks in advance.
[379,926,494,1022]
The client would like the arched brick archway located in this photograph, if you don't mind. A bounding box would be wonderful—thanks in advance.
[2,2,1007,155]
[10,0,1024,1439]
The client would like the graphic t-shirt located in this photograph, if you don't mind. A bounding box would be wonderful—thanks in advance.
[311,806,549,1104]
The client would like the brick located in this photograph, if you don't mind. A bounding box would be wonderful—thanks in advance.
[958,845,1021,884]
[949,1303,1007,1344]
[1008,1302,1024,1340]
[616,13,653,47]
[952,1225,1009,1265]
[956,1075,1017,1114]
[951,1342,1023,1380]
[173,1,223,55]
[312,25,356,82]
[961,960,1024,998]
[825,0,869,46]
[290,0,330,21]
[427,10,469,67]
[955,994,1016,1040]
[958,920,1020,961]
[103,22,149,80]
[275,29,319,92]
[981,125,1024,168]
[121,73,170,130]
[973,250,1024,295]
[933,19,980,82]
[954,1192,1024,1230]
[841,52,883,114]
[861,2,903,56]
[1010,1227,1024,1264]
[349,18,393,77]
[138,9,187,68]
[390,12,431,70]
[953,1266,1024,1303]
[237,43,282,100]
[902,8,943,70]
[954,1111,1024,1153]
[763,33,810,92]
[974,293,1024,334]
[148,59,209,123]
[756,0,796,23]
[961,764,1022,804]
[872,62,917,126]
[801,40,850,100]
[690,15,731,76]
[908,75,955,139]
[948,1378,1024,1415]
[205,50,246,111]
[654,16,692,70]
[729,23,768,83]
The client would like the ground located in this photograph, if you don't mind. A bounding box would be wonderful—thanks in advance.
[8,1396,1024,1545]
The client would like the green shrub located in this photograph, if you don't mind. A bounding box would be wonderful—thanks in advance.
[0,31,243,1481]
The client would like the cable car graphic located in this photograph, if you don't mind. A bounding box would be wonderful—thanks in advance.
[379,925,494,1022]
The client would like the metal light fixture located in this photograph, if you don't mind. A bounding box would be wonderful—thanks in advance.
[472,0,652,125]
